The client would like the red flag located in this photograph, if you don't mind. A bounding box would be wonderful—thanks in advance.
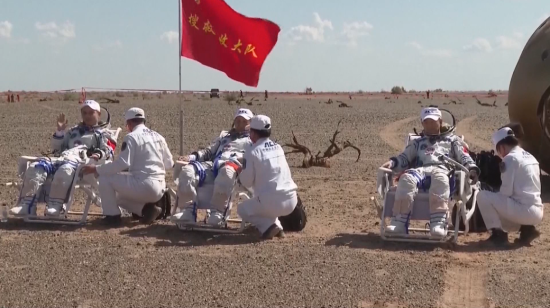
[180,0,280,87]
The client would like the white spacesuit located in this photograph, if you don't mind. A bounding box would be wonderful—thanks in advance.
[175,108,253,225]
[11,100,111,217]
[477,127,543,240]
[385,107,480,238]
[237,115,298,239]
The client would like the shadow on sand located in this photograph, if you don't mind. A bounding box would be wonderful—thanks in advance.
[325,232,531,252]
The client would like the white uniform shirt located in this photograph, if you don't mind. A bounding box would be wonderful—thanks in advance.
[499,146,542,206]
[97,124,174,180]
[239,137,297,199]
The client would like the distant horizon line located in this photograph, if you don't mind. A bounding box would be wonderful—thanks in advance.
[0,88,510,94]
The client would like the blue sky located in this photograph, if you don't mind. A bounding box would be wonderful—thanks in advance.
[1,0,549,92]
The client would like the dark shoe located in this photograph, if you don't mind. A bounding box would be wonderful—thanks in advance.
[140,203,162,224]
[101,215,122,225]
[488,228,508,245]
[518,225,541,244]
[261,224,282,240]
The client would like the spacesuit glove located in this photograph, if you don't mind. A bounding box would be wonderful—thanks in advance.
[468,169,479,184]
[381,160,394,169]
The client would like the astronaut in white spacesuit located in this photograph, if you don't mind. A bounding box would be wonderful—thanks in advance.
[381,107,480,238]
[476,127,543,245]
[175,108,253,226]
[11,100,112,217]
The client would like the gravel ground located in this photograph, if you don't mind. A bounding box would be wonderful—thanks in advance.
[0,93,548,308]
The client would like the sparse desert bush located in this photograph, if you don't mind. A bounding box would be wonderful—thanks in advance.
[132,92,139,98]
[115,91,124,98]
[391,86,406,95]
[62,92,78,101]
[408,89,417,93]
[225,92,237,103]
[433,88,443,92]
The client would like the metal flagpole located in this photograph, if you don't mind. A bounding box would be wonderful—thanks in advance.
[178,0,184,156]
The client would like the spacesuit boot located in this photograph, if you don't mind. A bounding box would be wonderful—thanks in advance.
[10,163,48,217]
[206,210,225,226]
[429,212,448,238]
[386,213,409,234]
[10,196,38,216]
[46,199,66,216]
[175,206,197,222]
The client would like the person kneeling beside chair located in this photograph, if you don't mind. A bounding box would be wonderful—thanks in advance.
[82,107,174,225]
[477,127,543,245]
[237,115,299,239]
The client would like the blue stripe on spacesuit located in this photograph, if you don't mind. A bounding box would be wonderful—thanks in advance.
[212,152,223,178]
[189,161,206,187]
[36,159,57,175]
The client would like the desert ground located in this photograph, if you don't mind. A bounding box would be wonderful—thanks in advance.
[0,91,548,308]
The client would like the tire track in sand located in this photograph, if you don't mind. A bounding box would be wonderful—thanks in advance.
[455,116,493,151]
[439,265,492,308]
[379,116,417,151]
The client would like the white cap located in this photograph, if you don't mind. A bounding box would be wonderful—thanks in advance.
[250,115,271,131]
[81,100,101,112]
[125,107,145,121]
[420,107,442,122]
[234,108,253,120]
[492,127,515,148]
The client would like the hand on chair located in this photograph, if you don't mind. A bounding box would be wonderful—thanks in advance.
[381,161,394,169]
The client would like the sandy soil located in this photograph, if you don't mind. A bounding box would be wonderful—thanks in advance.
[0,93,548,308]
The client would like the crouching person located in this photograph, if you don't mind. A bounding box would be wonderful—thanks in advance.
[477,127,543,245]
[81,108,174,225]
[237,115,298,239]
[11,100,111,217]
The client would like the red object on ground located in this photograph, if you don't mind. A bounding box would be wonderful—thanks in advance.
[180,0,280,87]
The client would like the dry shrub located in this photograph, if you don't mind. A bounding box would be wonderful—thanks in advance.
[62,92,78,101]
[224,92,237,103]
[391,86,406,95]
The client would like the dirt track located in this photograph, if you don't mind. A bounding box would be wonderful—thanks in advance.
[0,93,548,308]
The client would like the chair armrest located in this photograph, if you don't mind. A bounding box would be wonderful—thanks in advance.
[376,167,394,199]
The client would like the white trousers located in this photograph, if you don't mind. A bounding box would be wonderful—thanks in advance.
[98,174,165,216]
[237,193,297,234]
[477,190,544,232]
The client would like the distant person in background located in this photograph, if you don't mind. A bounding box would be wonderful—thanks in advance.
[264,90,268,101]
[10,94,14,103]
[17,94,20,102]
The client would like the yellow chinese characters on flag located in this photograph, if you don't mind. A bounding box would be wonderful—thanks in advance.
[180,0,280,87]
